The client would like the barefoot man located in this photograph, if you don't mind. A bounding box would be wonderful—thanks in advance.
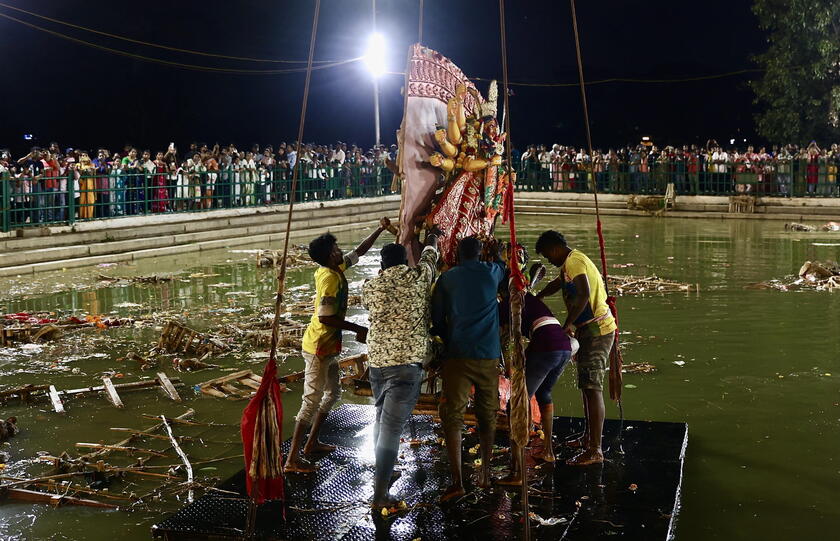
[284,218,390,473]
[432,237,506,502]
[535,231,616,466]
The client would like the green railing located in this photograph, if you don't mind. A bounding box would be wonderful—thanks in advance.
[0,163,396,232]
[513,159,840,197]
[3,159,839,233]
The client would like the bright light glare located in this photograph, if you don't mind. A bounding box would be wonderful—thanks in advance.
[363,32,386,78]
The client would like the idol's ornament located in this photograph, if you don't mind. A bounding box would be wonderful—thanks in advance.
[397,45,512,266]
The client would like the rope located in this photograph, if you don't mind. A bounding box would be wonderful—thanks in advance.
[470,68,764,87]
[0,10,351,75]
[570,0,625,420]
[382,68,764,87]
[499,3,531,539]
[0,1,339,64]
[271,0,321,363]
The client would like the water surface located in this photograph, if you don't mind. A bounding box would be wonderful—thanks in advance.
[0,215,838,540]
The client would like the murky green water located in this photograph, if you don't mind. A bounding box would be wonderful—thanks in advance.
[0,215,838,540]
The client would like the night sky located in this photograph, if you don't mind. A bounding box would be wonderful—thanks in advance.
[0,0,766,156]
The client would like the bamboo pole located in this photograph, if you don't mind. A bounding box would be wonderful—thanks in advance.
[161,414,193,503]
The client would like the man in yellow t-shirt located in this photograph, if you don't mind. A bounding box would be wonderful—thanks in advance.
[284,217,391,473]
[535,230,616,466]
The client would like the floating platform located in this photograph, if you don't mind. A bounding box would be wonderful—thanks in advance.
[152,404,687,540]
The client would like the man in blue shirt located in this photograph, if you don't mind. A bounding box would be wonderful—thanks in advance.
[432,236,505,502]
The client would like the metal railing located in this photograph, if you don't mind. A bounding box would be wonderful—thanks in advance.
[513,159,840,197]
[1,163,396,232]
[3,159,839,232]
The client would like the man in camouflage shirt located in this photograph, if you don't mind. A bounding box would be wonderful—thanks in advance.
[361,229,439,509]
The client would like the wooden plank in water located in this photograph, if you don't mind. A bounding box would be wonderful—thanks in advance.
[238,377,261,390]
[62,377,183,396]
[156,372,182,402]
[101,377,124,408]
[48,385,64,413]
[199,370,253,387]
[199,386,228,398]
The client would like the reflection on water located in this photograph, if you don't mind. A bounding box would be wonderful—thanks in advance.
[0,217,838,539]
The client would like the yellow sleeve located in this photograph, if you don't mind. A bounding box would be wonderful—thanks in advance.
[564,252,587,280]
[316,270,340,317]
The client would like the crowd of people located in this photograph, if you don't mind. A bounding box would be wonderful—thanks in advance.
[284,220,614,510]
[0,141,398,227]
[518,140,840,196]
[4,137,840,229]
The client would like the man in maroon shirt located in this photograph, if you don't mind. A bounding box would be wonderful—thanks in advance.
[498,250,576,484]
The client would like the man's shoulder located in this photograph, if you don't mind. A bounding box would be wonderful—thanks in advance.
[563,250,591,273]
[568,250,590,264]
[314,266,340,282]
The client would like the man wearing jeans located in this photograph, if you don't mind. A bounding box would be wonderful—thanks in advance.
[535,230,617,466]
[284,219,390,473]
[361,230,439,509]
[432,237,506,502]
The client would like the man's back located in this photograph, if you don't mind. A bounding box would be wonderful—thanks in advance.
[363,246,438,368]
[432,259,505,360]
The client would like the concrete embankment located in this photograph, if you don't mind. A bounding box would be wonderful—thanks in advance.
[516,192,840,222]
[3,192,838,277]
[0,195,400,277]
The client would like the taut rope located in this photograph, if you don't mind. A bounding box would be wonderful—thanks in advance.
[570,0,625,441]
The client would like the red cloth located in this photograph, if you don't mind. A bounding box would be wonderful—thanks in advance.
[241,356,285,505]
[426,170,494,266]
[151,164,168,213]
[498,376,541,425]
[807,155,819,184]
[503,179,526,292]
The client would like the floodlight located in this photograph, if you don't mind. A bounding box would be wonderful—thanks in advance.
[363,32,386,78]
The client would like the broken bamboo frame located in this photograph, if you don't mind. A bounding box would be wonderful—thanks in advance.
[161,415,193,503]
[81,408,194,460]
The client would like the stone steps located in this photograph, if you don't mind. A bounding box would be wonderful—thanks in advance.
[0,196,401,276]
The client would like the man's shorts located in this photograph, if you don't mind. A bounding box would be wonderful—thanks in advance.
[438,358,499,433]
[575,328,615,391]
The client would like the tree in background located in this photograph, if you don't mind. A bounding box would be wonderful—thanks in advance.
[751,0,840,143]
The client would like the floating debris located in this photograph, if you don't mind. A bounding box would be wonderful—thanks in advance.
[156,321,230,357]
[198,370,266,399]
[608,275,697,295]
[784,221,840,232]
[220,316,305,350]
[0,324,61,346]
[622,362,657,374]
[747,260,840,291]
[97,274,173,284]
[255,246,312,268]
[0,375,184,412]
